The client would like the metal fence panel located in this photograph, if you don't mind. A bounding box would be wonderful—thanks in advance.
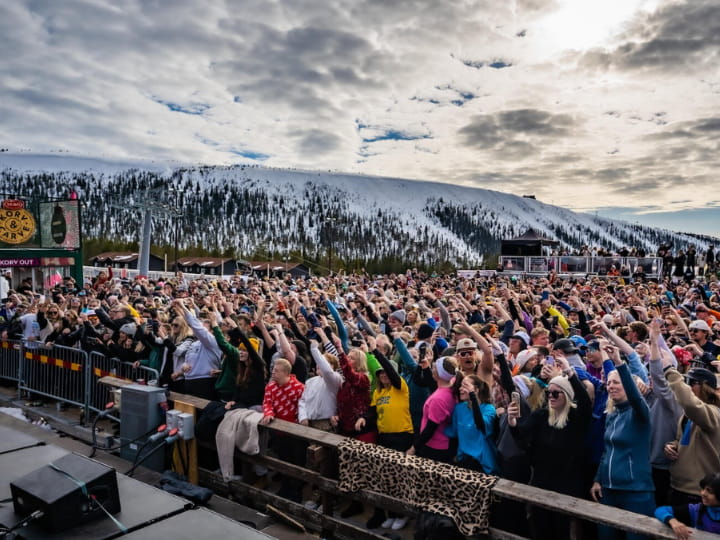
[498,256,662,277]
[0,339,22,385]
[18,343,89,418]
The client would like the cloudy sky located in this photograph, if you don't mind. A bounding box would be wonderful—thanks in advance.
[1,0,718,236]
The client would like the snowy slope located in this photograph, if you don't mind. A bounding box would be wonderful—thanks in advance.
[0,154,712,269]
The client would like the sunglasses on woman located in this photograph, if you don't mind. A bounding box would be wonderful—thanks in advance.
[546,390,564,399]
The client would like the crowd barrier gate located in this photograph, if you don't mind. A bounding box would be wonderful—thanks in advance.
[18,341,90,421]
[0,340,159,425]
[0,339,22,392]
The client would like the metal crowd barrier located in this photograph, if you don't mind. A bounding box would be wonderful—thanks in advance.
[0,340,23,392]
[498,255,662,277]
[18,341,90,421]
[87,351,159,423]
[0,341,159,425]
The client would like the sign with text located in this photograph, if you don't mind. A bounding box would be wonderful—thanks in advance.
[0,198,80,250]
[0,258,41,267]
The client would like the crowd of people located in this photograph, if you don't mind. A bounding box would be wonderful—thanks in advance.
[1,263,720,539]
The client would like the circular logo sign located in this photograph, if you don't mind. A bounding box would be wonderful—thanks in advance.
[0,208,36,244]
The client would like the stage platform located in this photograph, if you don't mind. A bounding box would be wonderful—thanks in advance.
[0,414,277,540]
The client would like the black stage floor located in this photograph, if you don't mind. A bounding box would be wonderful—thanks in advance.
[0,414,277,540]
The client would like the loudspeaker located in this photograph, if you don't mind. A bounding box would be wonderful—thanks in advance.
[10,453,121,533]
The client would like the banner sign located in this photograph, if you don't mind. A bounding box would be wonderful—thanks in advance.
[0,258,41,267]
[0,198,80,249]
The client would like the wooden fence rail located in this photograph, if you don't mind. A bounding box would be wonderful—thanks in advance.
[96,378,716,540]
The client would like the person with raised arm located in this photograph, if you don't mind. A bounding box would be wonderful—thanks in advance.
[591,343,655,540]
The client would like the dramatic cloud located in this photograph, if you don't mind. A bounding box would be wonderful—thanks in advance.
[580,1,720,71]
[0,0,718,235]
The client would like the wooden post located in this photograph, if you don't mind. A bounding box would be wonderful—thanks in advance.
[172,398,198,484]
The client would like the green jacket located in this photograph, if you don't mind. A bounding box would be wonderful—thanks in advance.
[212,326,239,395]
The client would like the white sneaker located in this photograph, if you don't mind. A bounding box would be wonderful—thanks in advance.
[316,505,323,514]
[391,517,408,530]
[303,500,318,510]
[381,518,395,529]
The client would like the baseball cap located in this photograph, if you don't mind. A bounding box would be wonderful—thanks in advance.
[456,338,478,350]
[689,320,711,332]
[553,338,579,354]
[685,367,718,389]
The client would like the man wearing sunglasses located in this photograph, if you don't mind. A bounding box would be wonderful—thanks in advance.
[686,320,718,371]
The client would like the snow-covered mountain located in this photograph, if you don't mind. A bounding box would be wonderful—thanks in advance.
[0,154,712,272]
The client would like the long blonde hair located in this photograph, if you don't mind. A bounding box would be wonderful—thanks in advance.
[548,399,576,429]
[171,317,193,343]
[516,375,546,412]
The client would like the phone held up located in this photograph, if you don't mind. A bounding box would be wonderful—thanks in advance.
[511,391,521,417]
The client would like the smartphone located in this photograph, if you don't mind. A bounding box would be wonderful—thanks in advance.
[511,391,521,417]
[545,356,555,366]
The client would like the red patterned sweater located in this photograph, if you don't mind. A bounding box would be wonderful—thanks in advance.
[262,375,305,422]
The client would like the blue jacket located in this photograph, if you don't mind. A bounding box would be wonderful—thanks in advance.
[587,356,648,464]
[445,400,499,475]
[595,363,653,492]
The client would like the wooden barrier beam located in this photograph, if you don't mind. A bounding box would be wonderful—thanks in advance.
[98,375,134,388]
[491,479,708,539]
[162,389,719,540]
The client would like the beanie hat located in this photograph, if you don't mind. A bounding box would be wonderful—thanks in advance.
[513,375,531,398]
[515,349,538,371]
[417,323,434,340]
[511,331,530,346]
[549,375,575,401]
[390,309,406,325]
[239,337,260,353]
[119,323,137,336]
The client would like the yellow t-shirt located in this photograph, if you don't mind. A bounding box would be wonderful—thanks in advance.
[371,377,413,434]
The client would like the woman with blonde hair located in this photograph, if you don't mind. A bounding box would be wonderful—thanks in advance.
[591,344,654,540]
[168,314,195,394]
[507,354,592,539]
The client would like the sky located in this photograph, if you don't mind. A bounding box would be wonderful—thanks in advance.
[1,0,719,236]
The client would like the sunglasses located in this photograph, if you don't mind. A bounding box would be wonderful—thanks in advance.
[689,329,702,333]
[546,390,564,399]
[172,324,181,328]
[48,311,59,315]
[457,350,474,357]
